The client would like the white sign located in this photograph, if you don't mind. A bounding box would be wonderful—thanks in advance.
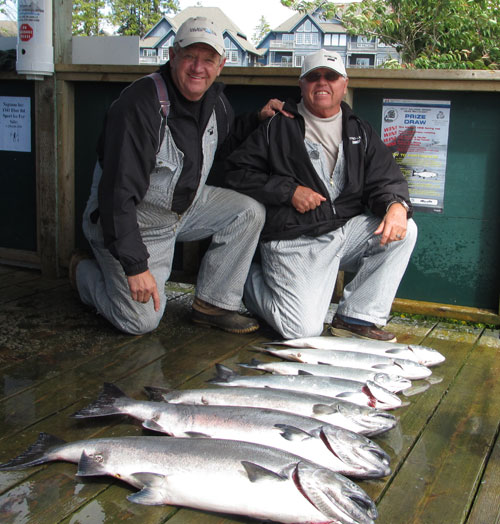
[0,97,31,153]
[382,99,451,213]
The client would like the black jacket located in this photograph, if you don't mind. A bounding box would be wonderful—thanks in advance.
[225,99,412,242]
[94,63,260,276]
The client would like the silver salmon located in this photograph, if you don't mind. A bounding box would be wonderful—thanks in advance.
[147,385,397,436]
[72,383,391,479]
[268,336,445,367]
[257,346,432,380]
[240,358,412,393]
[0,433,378,524]
[209,364,402,410]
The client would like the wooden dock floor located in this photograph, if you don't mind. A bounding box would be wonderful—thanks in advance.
[0,264,499,524]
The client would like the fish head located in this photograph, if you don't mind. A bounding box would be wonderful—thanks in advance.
[335,402,398,436]
[319,427,391,478]
[293,461,377,524]
[407,345,446,366]
[362,381,402,410]
[372,372,412,393]
[393,358,433,380]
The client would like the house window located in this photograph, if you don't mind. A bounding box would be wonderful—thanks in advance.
[295,55,305,67]
[355,57,370,67]
[325,34,347,47]
[161,47,169,60]
[224,37,237,50]
[283,34,294,42]
[144,49,156,57]
[226,50,238,63]
[295,19,318,46]
[281,56,292,66]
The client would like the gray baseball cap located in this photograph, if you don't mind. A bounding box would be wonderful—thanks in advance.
[174,16,225,56]
[300,49,347,78]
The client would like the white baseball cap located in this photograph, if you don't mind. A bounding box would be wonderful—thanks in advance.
[174,17,225,56]
[300,49,347,78]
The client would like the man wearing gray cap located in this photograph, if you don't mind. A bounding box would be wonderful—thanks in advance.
[70,16,287,335]
[226,49,417,342]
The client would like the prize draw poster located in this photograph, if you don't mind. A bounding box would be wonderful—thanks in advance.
[381,99,451,213]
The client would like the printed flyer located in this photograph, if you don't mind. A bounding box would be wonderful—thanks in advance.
[382,99,451,213]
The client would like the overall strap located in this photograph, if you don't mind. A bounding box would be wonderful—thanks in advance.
[148,72,170,118]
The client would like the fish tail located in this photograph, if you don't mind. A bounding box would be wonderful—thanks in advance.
[238,358,262,370]
[0,432,66,470]
[207,363,237,384]
[144,385,170,401]
[71,382,128,418]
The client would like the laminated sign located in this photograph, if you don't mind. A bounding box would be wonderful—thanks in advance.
[0,97,31,153]
[382,99,451,213]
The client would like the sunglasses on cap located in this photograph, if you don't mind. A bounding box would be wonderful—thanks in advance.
[303,71,343,83]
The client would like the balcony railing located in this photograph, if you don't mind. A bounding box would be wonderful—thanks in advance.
[268,40,295,49]
[348,42,377,51]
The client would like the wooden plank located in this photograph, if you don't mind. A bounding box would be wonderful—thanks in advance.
[393,298,500,326]
[466,330,500,524]
[56,78,75,268]
[35,77,58,277]
[375,328,500,524]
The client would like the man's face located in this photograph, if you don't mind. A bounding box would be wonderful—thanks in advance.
[169,43,225,101]
[299,68,348,118]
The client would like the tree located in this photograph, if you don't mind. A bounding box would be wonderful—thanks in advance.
[281,0,500,69]
[252,15,271,45]
[0,0,16,20]
[109,0,180,37]
[73,0,107,36]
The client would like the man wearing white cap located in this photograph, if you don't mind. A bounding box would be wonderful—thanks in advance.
[71,16,288,335]
[226,49,417,341]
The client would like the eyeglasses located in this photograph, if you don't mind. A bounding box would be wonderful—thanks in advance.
[303,71,342,83]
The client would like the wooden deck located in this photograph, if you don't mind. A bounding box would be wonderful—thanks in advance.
[0,264,499,524]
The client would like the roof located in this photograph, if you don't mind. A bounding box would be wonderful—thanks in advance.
[145,6,260,55]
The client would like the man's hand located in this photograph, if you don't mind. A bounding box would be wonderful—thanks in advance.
[258,99,294,121]
[374,202,408,245]
[291,186,326,214]
[127,270,161,312]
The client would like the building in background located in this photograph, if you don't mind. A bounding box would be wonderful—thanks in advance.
[256,7,400,68]
[139,6,262,66]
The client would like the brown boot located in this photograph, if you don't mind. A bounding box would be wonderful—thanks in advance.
[330,315,397,342]
[192,297,259,334]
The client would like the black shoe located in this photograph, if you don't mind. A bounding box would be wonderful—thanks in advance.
[191,308,259,334]
[330,316,397,342]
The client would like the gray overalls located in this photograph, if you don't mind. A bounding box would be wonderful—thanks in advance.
[76,75,265,335]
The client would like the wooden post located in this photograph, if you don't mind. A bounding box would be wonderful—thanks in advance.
[35,76,58,277]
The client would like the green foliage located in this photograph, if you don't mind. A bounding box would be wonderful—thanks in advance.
[252,15,271,45]
[109,0,179,37]
[73,0,107,36]
[281,0,500,69]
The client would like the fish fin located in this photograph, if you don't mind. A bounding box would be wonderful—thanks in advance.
[0,432,66,471]
[372,364,393,370]
[184,432,211,438]
[241,461,286,483]
[76,450,109,477]
[144,386,170,401]
[238,358,262,370]
[297,370,313,376]
[274,424,312,441]
[127,473,169,505]
[142,419,169,434]
[207,364,237,384]
[384,348,407,356]
[312,403,336,415]
[71,382,128,418]
[317,361,332,366]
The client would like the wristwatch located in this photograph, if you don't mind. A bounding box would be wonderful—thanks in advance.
[386,199,410,214]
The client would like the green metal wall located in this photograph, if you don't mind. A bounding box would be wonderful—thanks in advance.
[353,89,500,309]
[74,81,500,310]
